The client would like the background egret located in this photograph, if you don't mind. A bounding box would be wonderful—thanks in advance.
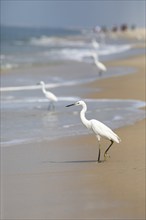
[38,81,58,110]
[90,52,107,75]
[91,39,100,50]
[66,100,121,162]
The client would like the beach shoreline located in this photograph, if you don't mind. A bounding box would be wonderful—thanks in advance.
[1,51,145,219]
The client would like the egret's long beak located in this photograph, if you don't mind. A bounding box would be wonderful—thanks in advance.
[66,103,75,107]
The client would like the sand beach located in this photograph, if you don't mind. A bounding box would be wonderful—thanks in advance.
[1,29,146,219]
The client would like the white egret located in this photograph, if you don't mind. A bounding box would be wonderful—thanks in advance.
[90,51,107,75]
[66,100,121,162]
[92,39,99,50]
[38,81,58,110]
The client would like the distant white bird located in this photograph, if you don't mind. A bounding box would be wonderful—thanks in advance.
[66,100,121,162]
[90,51,107,75]
[38,81,58,110]
[91,39,99,50]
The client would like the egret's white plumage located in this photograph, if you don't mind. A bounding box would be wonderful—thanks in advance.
[90,51,107,75]
[92,39,99,50]
[66,100,121,162]
[39,81,58,110]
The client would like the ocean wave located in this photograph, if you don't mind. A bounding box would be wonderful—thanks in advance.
[99,44,132,55]
[1,96,80,104]
[47,48,93,62]
[29,36,132,56]
[0,75,97,92]
[0,83,59,92]
[29,35,87,47]
[0,66,136,93]
[0,79,85,92]
[1,40,132,71]
[1,63,19,70]
[44,44,132,62]
[0,54,18,70]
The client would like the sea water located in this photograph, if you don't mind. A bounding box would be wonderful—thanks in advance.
[1,25,144,70]
[1,26,145,147]
[1,96,145,147]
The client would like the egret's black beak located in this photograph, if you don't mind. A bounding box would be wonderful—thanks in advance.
[37,83,40,85]
[66,103,75,107]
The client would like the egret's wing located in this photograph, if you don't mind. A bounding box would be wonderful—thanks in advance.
[91,119,121,143]
[98,62,107,71]
[45,91,58,101]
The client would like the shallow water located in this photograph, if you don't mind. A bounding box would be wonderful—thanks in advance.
[1,63,136,102]
[1,97,145,147]
[1,34,145,147]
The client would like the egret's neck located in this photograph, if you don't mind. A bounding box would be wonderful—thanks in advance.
[41,83,46,94]
[80,103,91,129]
[93,55,98,64]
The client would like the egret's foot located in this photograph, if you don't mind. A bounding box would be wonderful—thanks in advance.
[48,105,55,111]
[98,72,102,77]
[96,159,103,163]
[104,153,110,161]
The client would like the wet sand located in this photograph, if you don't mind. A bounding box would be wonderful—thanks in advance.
[87,54,145,101]
[1,54,145,219]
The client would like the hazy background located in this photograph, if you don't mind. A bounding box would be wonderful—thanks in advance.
[1,0,145,28]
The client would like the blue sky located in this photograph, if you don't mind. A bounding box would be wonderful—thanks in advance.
[1,0,145,28]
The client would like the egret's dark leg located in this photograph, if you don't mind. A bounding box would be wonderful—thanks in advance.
[48,102,55,111]
[52,102,55,111]
[98,70,102,77]
[97,143,101,163]
[48,103,51,111]
[98,148,101,162]
[104,140,114,160]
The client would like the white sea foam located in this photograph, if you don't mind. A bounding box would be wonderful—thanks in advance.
[29,36,86,47]
[0,84,58,92]
[43,44,132,63]
[1,138,41,147]
[29,36,132,55]
[0,78,71,92]
[1,35,132,70]
[99,44,132,55]
[1,63,18,70]
[0,66,135,93]
[2,96,80,104]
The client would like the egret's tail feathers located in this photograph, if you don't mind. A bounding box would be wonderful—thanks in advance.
[54,97,58,102]
[115,135,121,143]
